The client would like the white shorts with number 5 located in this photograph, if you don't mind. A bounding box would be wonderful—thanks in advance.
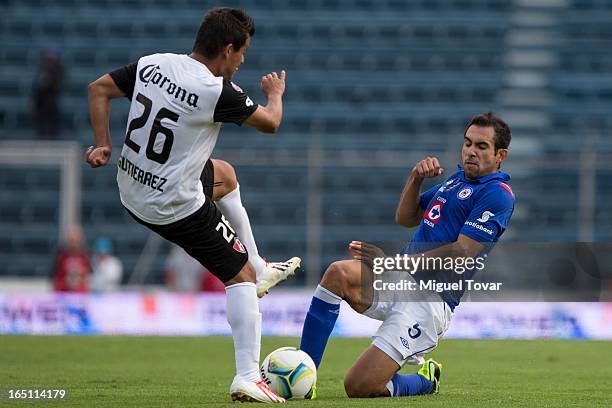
[363,282,453,367]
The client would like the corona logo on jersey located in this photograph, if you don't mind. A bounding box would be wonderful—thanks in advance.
[139,64,199,108]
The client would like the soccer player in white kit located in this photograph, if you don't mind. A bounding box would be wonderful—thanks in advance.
[86,8,298,403]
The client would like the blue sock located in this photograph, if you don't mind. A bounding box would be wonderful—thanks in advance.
[388,373,432,396]
[299,285,342,368]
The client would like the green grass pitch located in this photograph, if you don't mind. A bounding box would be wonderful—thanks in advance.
[2,336,611,407]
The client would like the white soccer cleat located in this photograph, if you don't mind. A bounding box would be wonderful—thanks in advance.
[230,376,286,403]
[256,257,301,298]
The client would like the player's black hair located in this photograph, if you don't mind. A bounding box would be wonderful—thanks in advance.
[465,112,511,151]
[192,8,255,59]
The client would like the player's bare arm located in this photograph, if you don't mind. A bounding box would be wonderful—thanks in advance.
[244,70,286,133]
[86,74,125,167]
[396,157,444,227]
[425,234,485,259]
[348,235,484,270]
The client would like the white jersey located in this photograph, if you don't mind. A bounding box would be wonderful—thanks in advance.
[110,53,257,224]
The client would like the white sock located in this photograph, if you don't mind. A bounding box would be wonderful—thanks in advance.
[314,285,342,305]
[386,380,394,396]
[216,185,267,277]
[225,282,261,382]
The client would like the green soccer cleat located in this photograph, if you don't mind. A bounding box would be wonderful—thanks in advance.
[417,359,442,394]
[305,383,317,400]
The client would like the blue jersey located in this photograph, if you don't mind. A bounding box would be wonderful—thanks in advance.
[402,166,515,311]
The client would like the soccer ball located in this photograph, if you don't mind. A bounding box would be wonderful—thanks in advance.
[260,347,317,400]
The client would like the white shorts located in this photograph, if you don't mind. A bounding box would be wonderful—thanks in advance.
[363,278,453,367]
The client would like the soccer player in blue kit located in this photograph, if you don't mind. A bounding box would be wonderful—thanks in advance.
[300,112,515,398]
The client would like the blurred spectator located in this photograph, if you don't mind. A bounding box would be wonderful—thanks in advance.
[200,268,225,292]
[31,49,64,139]
[164,245,224,293]
[90,237,123,292]
[165,245,203,292]
[52,225,91,292]
[200,270,225,293]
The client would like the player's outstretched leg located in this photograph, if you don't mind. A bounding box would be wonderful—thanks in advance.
[300,260,372,368]
[299,259,441,399]
[299,284,342,368]
[211,159,300,297]
[225,262,285,403]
